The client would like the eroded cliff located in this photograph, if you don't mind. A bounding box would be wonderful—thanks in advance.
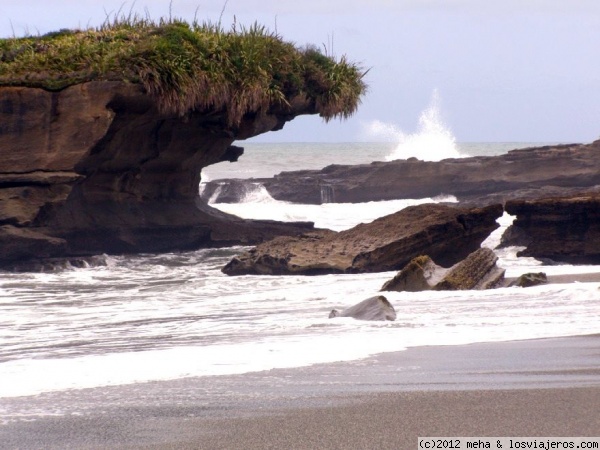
[0,81,332,264]
[505,193,600,264]
[0,18,367,266]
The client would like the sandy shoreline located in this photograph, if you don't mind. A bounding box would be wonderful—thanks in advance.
[137,388,600,450]
[1,334,599,449]
[546,272,600,284]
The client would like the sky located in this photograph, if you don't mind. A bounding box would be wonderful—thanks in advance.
[1,0,600,143]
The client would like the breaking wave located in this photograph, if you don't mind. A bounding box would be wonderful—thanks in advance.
[366,89,463,161]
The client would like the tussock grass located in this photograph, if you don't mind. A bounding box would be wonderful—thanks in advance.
[0,16,367,125]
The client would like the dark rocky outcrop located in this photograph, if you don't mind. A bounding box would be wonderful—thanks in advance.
[329,295,396,321]
[202,141,600,205]
[433,247,505,290]
[381,248,505,292]
[222,203,503,276]
[504,193,600,264]
[380,255,441,292]
[0,82,326,267]
[510,272,548,288]
[6,254,111,273]
[0,225,67,263]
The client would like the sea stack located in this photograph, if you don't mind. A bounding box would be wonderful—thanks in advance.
[0,20,367,267]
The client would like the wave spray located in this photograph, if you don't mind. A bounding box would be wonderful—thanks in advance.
[367,89,462,161]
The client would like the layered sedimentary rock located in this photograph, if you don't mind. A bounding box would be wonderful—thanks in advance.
[434,247,505,290]
[222,203,503,275]
[202,141,600,205]
[504,194,600,264]
[379,255,442,292]
[380,248,505,292]
[0,82,322,265]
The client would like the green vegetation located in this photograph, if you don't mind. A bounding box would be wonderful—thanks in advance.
[0,17,367,125]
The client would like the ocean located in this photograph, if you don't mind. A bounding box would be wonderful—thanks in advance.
[2,137,600,409]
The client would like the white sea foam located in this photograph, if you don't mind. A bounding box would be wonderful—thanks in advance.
[239,182,274,203]
[365,89,463,162]
[212,192,458,231]
[1,264,598,398]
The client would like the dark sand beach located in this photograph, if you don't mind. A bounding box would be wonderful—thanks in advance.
[1,334,599,450]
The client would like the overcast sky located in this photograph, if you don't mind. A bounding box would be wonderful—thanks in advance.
[2,1,600,143]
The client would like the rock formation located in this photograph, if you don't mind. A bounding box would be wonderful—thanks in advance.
[434,247,505,290]
[0,82,329,266]
[510,272,548,288]
[380,248,505,292]
[329,295,396,321]
[222,203,503,276]
[380,255,442,292]
[0,18,369,267]
[201,141,600,205]
[504,193,600,264]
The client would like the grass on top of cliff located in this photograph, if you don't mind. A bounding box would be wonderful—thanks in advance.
[0,17,367,125]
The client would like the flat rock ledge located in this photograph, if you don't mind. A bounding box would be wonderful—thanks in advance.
[380,248,505,292]
[222,203,503,276]
[202,140,600,205]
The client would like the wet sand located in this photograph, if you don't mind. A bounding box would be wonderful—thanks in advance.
[1,334,599,449]
[547,272,600,284]
[139,388,600,450]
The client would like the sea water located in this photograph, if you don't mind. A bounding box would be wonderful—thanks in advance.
[1,97,599,404]
[1,142,599,402]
